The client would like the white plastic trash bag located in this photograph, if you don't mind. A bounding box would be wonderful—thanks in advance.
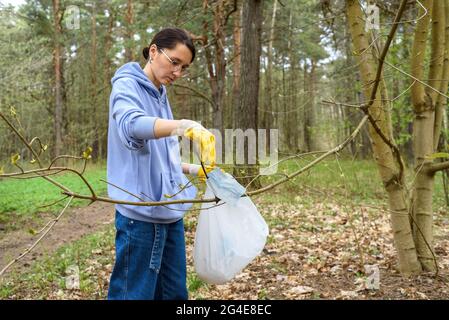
[193,184,269,285]
[206,168,246,205]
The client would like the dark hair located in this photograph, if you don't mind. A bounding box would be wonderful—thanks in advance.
[143,27,196,63]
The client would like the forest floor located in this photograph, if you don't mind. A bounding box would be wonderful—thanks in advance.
[0,201,114,276]
[1,160,448,300]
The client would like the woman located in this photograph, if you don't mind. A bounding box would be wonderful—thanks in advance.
[106,28,215,300]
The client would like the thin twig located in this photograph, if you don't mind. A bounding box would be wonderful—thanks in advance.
[172,83,215,107]
[100,179,145,201]
[48,155,85,169]
[335,154,366,267]
[38,195,70,209]
[0,196,74,277]
[0,112,73,195]
[385,60,449,100]
[248,116,369,197]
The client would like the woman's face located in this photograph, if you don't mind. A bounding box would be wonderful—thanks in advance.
[148,43,192,87]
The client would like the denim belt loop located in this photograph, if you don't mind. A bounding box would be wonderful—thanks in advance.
[149,224,166,273]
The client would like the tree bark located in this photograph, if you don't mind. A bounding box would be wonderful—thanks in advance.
[200,0,232,136]
[102,4,115,158]
[304,59,316,151]
[52,0,64,157]
[235,0,263,188]
[211,0,226,134]
[124,0,134,62]
[434,1,449,150]
[232,0,242,130]
[346,0,421,275]
[91,2,99,160]
[263,0,278,151]
[410,0,445,271]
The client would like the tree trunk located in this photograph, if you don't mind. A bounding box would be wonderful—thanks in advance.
[344,30,358,156]
[211,0,226,135]
[52,0,64,157]
[288,11,298,151]
[346,0,421,275]
[434,1,449,150]
[302,61,308,151]
[235,0,263,189]
[263,0,278,151]
[410,0,446,271]
[103,5,115,158]
[201,0,228,136]
[354,73,372,159]
[232,1,242,130]
[124,0,134,62]
[91,2,99,160]
[304,59,316,151]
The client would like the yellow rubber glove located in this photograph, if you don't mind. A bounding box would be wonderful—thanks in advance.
[176,120,216,166]
[184,128,216,166]
[197,164,215,182]
[187,164,223,182]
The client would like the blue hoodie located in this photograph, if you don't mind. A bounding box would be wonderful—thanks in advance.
[107,62,197,223]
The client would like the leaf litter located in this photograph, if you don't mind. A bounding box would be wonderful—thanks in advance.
[3,189,449,300]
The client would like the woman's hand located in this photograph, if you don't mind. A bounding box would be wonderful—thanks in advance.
[175,120,216,166]
[184,163,215,182]
[154,118,216,166]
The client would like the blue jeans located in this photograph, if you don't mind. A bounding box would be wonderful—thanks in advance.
[107,210,188,300]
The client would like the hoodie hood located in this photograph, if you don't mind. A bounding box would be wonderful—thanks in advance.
[111,62,167,100]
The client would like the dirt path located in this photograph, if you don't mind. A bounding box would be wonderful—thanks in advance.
[0,202,115,276]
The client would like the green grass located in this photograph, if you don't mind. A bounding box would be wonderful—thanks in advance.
[0,164,107,228]
[258,158,383,202]
[258,157,447,209]
[187,272,208,293]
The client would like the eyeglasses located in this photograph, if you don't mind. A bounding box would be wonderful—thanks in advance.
[158,47,190,75]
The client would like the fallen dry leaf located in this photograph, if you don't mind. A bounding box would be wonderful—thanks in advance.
[289,285,314,295]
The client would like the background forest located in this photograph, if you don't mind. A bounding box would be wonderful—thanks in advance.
[1,0,449,300]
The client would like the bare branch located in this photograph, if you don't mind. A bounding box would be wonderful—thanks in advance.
[172,83,215,107]
[248,115,369,197]
[321,99,363,109]
[428,161,449,173]
[38,195,70,209]
[0,111,43,167]
[48,155,85,169]
[1,113,368,208]
[0,111,73,194]
[100,179,145,201]
[385,60,449,101]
